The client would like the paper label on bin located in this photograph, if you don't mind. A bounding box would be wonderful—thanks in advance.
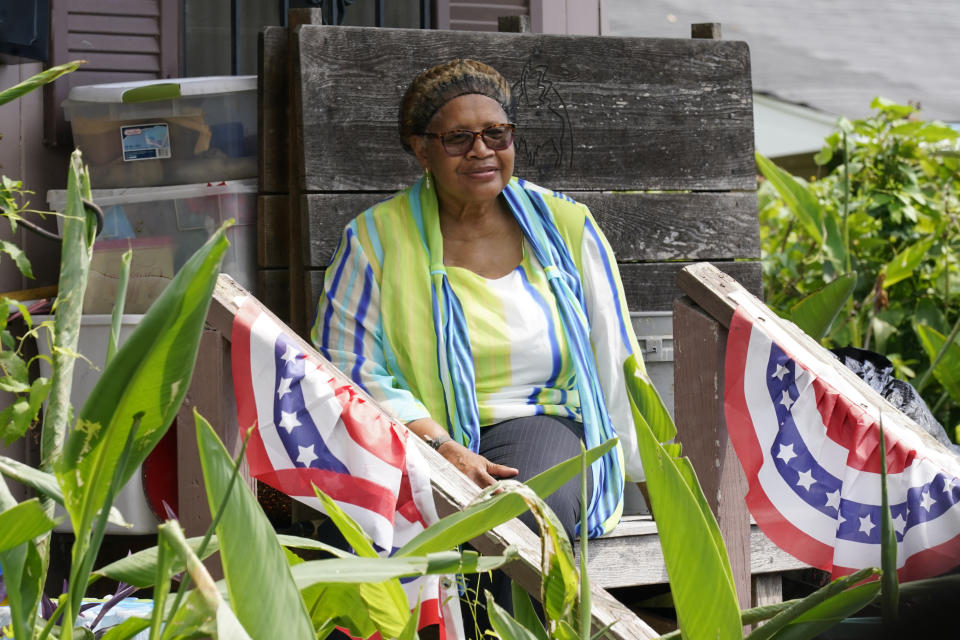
[120,123,171,161]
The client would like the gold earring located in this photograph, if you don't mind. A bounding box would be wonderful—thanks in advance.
[425,170,432,190]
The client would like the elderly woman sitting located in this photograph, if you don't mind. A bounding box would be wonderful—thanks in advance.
[312,59,654,544]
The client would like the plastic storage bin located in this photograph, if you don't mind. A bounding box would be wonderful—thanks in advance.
[62,76,257,189]
[47,180,257,313]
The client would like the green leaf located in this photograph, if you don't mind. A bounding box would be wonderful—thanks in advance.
[311,486,378,558]
[869,97,915,118]
[0,239,33,279]
[42,149,96,467]
[486,591,542,640]
[94,536,223,588]
[302,583,377,638]
[789,273,857,340]
[746,568,879,640]
[882,239,934,288]
[0,498,58,551]
[0,60,84,106]
[762,582,880,640]
[98,617,150,640]
[396,439,614,557]
[0,349,30,393]
[624,355,742,640]
[309,486,410,638]
[511,582,549,640]
[756,152,824,245]
[915,324,960,404]
[276,533,353,558]
[106,250,132,366]
[0,455,65,502]
[55,222,229,537]
[357,580,410,640]
[0,536,44,640]
[288,551,515,587]
[813,147,833,166]
[878,425,899,624]
[195,410,315,640]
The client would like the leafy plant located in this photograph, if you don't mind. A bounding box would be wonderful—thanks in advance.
[758,97,960,435]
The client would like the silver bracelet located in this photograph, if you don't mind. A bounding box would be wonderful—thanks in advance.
[423,432,453,450]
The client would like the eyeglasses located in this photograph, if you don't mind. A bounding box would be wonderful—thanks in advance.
[421,123,516,157]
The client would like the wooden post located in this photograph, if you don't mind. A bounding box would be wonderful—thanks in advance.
[673,296,752,612]
[287,9,324,336]
[176,326,253,578]
[691,23,722,39]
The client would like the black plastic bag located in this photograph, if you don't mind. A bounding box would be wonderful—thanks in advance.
[831,346,960,454]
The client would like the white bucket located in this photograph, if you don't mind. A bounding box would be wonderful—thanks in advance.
[35,314,160,534]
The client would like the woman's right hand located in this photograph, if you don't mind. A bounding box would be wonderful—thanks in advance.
[407,417,518,488]
[436,439,518,488]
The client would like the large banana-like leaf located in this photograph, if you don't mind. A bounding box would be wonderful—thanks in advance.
[195,411,314,640]
[0,479,44,640]
[42,149,96,465]
[915,324,960,404]
[396,438,614,557]
[0,60,83,106]
[0,499,58,552]
[755,153,824,245]
[883,239,934,289]
[747,571,879,640]
[95,536,222,588]
[55,224,229,538]
[789,273,857,340]
[288,550,514,587]
[624,355,742,640]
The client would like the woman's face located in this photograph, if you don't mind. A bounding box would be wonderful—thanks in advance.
[412,93,515,210]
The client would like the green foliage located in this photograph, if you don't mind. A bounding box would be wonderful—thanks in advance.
[759,98,960,435]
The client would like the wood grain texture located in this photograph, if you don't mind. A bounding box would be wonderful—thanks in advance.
[258,27,289,194]
[258,268,290,323]
[208,275,659,640]
[258,195,290,268]
[583,515,807,588]
[300,191,760,268]
[176,328,253,579]
[294,25,755,192]
[619,261,762,312]
[673,298,752,610]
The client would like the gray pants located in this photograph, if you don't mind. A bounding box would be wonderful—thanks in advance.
[465,414,593,637]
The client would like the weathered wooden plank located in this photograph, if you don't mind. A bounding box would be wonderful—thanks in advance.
[619,260,762,312]
[677,262,960,462]
[295,26,755,192]
[258,26,288,194]
[258,194,290,268]
[208,274,659,640]
[570,191,759,261]
[583,515,807,588]
[287,11,325,338]
[176,327,254,579]
[674,298,752,610]
[303,261,762,327]
[258,268,289,323]
[300,191,760,268]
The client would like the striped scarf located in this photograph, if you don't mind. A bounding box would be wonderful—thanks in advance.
[411,176,624,537]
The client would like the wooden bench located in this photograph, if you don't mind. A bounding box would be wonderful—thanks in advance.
[246,12,808,634]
